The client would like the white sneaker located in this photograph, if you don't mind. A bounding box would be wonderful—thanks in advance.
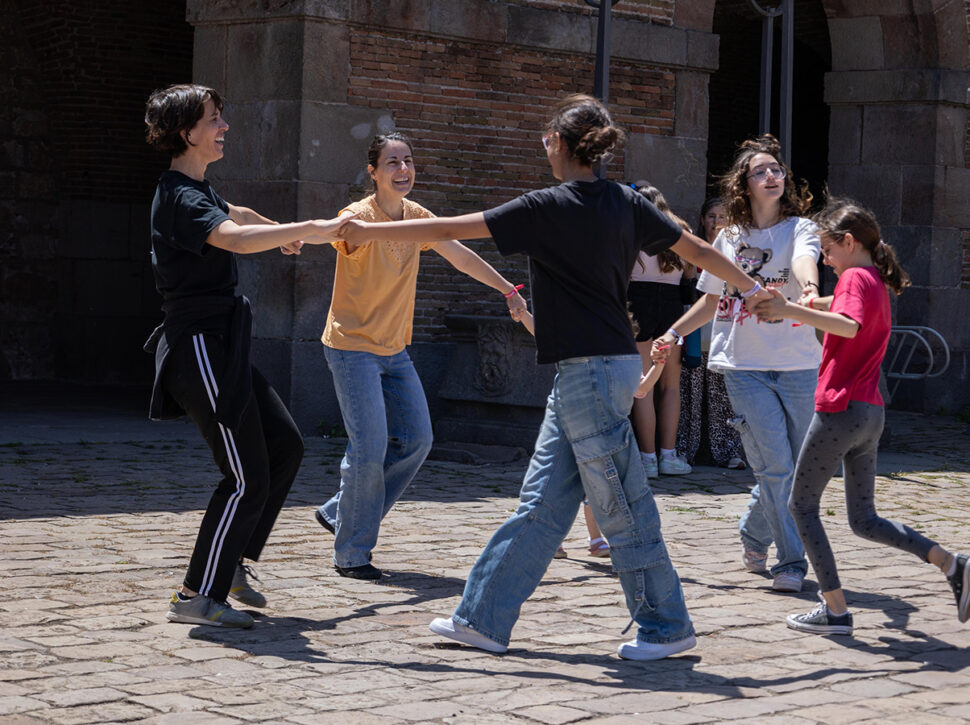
[659,456,692,475]
[640,452,658,479]
[617,634,696,661]
[429,617,507,653]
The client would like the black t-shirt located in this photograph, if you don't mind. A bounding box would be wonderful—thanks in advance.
[484,179,682,364]
[150,170,234,304]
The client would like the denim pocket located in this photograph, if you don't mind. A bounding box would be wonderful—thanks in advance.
[728,415,765,472]
[572,420,648,517]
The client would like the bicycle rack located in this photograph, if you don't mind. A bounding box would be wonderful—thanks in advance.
[884,326,950,399]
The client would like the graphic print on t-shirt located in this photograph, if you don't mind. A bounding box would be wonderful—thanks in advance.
[718,237,793,327]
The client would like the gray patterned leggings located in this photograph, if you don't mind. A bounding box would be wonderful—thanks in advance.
[788,400,936,593]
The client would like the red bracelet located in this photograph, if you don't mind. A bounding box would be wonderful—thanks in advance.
[807,297,815,309]
[505,284,524,298]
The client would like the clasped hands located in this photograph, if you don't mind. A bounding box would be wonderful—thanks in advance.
[279,211,363,255]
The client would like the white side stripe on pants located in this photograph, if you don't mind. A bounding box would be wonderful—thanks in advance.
[192,334,246,597]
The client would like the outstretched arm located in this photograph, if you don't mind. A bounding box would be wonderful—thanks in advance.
[670,231,768,302]
[206,212,355,255]
[432,240,527,322]
[754,288,859,337]
[227,202,304,255]
[339,212,491,246]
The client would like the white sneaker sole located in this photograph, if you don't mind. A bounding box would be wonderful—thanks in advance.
[617,634,696,661]
[785,617,852,636]
[429,618,507,653]
[166,611,253,628]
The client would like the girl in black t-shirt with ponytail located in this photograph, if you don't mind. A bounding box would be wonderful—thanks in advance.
[144,84,348,629]
[336,94,771,660]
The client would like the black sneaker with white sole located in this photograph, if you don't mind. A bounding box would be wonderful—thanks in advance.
[947,553,969,624]
[786,595,853,636]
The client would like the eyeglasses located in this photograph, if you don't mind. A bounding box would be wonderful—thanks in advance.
[747,165,786,181]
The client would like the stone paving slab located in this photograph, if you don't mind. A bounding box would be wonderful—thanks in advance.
[0,407,968,723]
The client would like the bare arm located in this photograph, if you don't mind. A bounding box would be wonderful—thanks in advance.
[754,288,859,337]
[433,239,528,324]
[792,254,820,304]
[650,293,719,362]
[670,231,763,297]
[339,212,491,246]
[227,203,277,227]
[205,216,345,255]
[634,362,665,399]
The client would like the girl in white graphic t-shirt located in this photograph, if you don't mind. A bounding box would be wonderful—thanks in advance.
[655,134,821,594]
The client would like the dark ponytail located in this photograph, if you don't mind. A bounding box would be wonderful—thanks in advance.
[547,94,625,166]
[813,196,911,295]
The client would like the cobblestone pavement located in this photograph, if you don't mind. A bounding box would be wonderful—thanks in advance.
[1,403,969,724]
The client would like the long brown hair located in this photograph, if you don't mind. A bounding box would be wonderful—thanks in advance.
[631,181,689,273]
[718,134,812,232]
[814,197,910,295]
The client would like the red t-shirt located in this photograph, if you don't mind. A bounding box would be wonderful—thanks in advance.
[815,266,890,412]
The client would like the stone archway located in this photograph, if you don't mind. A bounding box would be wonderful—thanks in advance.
[819,1,970,412]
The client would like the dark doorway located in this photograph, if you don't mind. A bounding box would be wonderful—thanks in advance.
[707,0,831,200]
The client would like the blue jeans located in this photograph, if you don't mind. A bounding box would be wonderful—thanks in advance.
[318,346,433,568]
[723,369,816,576]
[453,355,693,647]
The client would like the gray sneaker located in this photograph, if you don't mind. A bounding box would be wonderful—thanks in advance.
[229,563,267,608]
[786,594,853,635]
[167,592,254,628]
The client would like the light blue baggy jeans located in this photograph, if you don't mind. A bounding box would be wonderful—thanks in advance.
[318,346,433,568]
[723,368,816,576]
[453,354,694,647]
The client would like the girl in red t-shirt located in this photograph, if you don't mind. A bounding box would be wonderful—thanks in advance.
[753,197,968,635]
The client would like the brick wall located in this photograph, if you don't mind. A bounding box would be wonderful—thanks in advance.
[2,0,194,383]
[0,0,57,379]
[502,0,674,25]
[16,1,194,203]
[347,29,675,342]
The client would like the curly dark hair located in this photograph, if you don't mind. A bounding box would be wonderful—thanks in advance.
[718,134,812,232]
[145,84,224,158]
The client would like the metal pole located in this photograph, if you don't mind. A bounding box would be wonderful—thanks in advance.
[585,0,619,177]
[779,0,794,163]
[759,15,774,135]
[591,0,613,103]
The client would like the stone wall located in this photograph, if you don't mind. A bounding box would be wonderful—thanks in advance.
[0,0,57,380]
[0,0,194,384]
[187,0,718,432]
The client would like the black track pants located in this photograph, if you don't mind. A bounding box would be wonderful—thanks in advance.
[163,332,304,602]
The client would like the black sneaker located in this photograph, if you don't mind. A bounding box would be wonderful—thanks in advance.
[947,553,969,624]
[786,595,853,635]
[314,509,336,535]
[335,563,383,580]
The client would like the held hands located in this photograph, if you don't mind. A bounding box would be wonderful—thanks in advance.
[304,211,361,245]
[651,335,675,363]
[280,240,305,256]
[752,287,791,322]
[506,290,527,322]
[797,281,819,307]
[335,218,373,246]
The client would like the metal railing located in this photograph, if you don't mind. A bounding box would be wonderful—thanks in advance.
[884,326,950,399]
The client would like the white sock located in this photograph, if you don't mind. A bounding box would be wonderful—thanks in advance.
[660,448,677,460]
[641,451,657,462]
